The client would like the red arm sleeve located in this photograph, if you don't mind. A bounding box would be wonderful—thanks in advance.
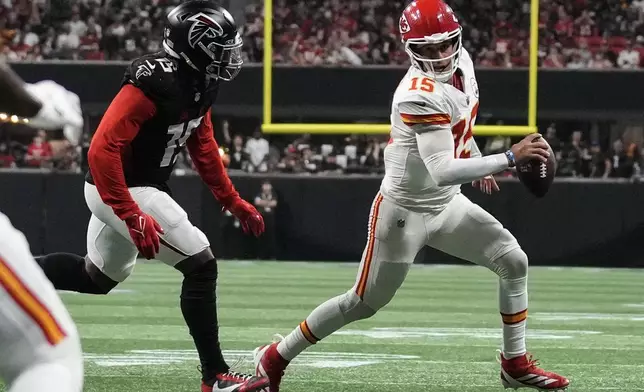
[186,109,240,207]
[87,84,156,220]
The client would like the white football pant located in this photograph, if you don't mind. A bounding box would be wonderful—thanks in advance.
[278,191,527,360]
[84,183,211,282]
[354,192,521,309]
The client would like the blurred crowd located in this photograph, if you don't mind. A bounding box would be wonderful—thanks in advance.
[2,119,643,181]
[0,126,82,171]
[245,0,644,68]
[160,121,390,176]
[1,0,643,68]
[1,0,643,180]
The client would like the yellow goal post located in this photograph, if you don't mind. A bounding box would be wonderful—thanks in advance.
[260,0,540,136]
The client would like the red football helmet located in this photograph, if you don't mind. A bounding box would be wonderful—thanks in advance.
[399,0,462,82]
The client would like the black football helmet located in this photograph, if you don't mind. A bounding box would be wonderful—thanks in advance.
[163,0,242,81]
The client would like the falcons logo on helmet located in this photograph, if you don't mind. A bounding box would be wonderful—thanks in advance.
[187,12,224,48]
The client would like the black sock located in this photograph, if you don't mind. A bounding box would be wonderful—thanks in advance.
[179,258,229,382]
[35,252,115,294]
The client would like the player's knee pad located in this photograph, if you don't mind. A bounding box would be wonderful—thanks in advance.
[337,290,378,323]
[491,248,529,280]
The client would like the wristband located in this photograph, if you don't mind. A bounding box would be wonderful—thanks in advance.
[504,150,516,167]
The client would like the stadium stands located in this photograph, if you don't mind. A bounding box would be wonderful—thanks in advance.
[0,0,642,177]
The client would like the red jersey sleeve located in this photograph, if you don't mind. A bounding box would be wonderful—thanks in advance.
[87,84,156,220]
[186,109,240,208]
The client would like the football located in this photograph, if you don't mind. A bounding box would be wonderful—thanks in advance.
[516,137,557,198]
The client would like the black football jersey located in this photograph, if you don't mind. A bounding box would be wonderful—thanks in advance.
[86,52,220,189]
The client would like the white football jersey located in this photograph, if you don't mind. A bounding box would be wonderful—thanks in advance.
[380,49,480,211]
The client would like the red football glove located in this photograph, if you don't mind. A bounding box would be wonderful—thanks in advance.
[226,198,265,237]
[123,211,165,259]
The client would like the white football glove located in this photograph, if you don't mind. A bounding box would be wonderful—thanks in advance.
[23,80,84,145]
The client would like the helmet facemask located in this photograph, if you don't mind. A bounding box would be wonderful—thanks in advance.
[405,27,462,82]
[164,29,243,82]
[199,33,243,81]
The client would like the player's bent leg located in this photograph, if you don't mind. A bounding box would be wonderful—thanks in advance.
[129,189,267,392]
[494,251,568,390]
[490,248,529,358]
[84,183,141,282]
[37,212,135,296]
[178,254,268,392]
[36,252,118,295]
[276,194,424,360]
[275,289,379,362]
[174,251,224,375]
[255,194,426,392]
[253,289,381,392]
[426,194,568,390]
[174,252,268,392]
[139,187,211,265]
[0,214,83,392]
[34,182,140,294]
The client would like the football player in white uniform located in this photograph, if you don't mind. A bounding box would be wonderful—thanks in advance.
[253,0,570,391]
[0,62,84,392]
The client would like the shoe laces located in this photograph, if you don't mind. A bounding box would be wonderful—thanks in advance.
[223,370,254,382]
[525,353,541,370]
[198,362,255,384]
[495,350,540,370]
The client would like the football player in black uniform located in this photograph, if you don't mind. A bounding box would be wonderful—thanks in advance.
[35,2,268,391]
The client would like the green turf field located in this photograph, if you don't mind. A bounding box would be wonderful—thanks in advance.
[2,261,644,391]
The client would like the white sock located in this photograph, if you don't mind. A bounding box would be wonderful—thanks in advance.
[276,293,352,361]
[499,276,528,359]
[276,320,317,361]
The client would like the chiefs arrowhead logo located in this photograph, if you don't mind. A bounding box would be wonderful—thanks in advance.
[187,12,224,48]
[399,14,411,34]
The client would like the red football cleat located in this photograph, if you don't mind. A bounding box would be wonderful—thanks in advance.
[201,371,269,392]
[499,352,569,391]
[253,342,289,392]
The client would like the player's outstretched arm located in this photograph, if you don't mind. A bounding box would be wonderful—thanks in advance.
[416,127,511,186]
[417,130,552,186]
[186,111,264,237]
[399,97,510,186]
[87,84,155,220]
